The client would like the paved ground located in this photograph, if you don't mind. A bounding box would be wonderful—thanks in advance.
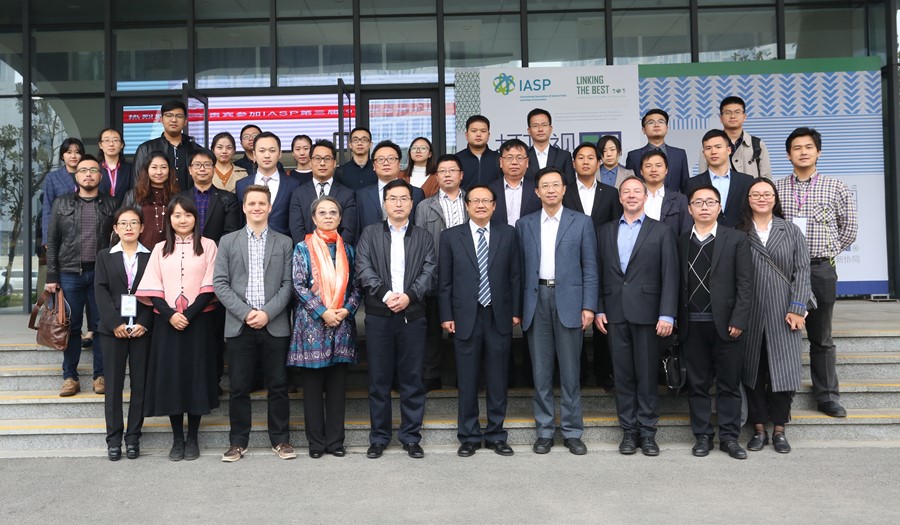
[2,443,898,523]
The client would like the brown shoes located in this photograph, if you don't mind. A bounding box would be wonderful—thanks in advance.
[92,376,105,394]
[273,443,297,460]
[222,445,246,462]
[59,378,80,397]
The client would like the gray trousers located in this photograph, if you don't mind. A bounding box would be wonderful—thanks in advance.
[526,285,584,439]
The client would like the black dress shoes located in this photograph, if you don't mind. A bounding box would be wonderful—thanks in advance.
[126,443,140,460]
[107,446,122,462]
[423,377,442,392]
[817,401,847,418]
[329,447,347,457]
[640,436,660,456]
[692,435,712,457]
[772,432,792,454]
[403,442,425,459]
[366,443,385,459]
[532,437,554,454]
[457,442,481,457]
[719,440,748,460]
[486,441,514,456]
[747,431,769,451]
[309,449,325,459]
[168,440,185,462]
[563,438,587,455]
[619,433,638,455]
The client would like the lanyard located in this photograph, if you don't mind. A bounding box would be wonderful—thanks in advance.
[123,252,137,290]
[791,172,819,213]
[103,161,119,196]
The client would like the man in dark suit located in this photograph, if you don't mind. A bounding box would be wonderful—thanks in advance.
[525,108,574,181]
[679,185,753,459]
[456,115,501,191]
[439,184,521,457]
[490,138,543,227]
[640,150,691,235]
[235,132,300,237]
[596,175,678,457]
[685,129,755,228]
[335,126,377,191]
[563,142,622,390]
[516,167,598,456]
[356,140,424,231]
[178,149,240,244]
[626,108,690,194]
[289,139,357,245]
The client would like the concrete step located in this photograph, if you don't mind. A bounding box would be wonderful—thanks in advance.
[0,408,897,451]
[801,353,900,380]
[0,345,94,366]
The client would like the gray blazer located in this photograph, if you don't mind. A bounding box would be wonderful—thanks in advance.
[414,192,468,263]
[213,227,294,338]
[742,217,811,392]
[613,166,635,189]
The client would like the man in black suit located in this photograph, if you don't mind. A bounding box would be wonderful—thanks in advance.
[235,132,301,237]
[356,141,424,231]
[439,184,521,457]
[489,138,542,228]
[679,185,753,460]
[640,150,691,235]
[563,142,622,390]
[289,139,358,245]
[525,108,574,181]
[179,149,240,244]
[625,108,690,194]
[596,176,678,457]
[685,129,755,228]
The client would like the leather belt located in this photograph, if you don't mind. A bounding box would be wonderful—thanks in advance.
[538,279,556,287]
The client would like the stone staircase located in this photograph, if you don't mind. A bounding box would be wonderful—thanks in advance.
[1,331,899,452]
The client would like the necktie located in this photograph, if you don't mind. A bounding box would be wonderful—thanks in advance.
[262,176,271,186]
[318,182,326,198]
[449,197,460,226]
[476,227,491,307]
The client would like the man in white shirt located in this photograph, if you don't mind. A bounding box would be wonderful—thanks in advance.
[525,108,574,181]
[235,131,300,237]
[489,138,542,228]
[640,150,690,235]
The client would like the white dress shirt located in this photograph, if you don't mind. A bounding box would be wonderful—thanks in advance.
[755,219,773,246]
[314,177,333,197]
[535,145,549,169]
[645,185,665,221]
[576,177,597,215]
[539,208,561,279]
[691,221,718,242]
[504,178,523,226]
[469,220,489,251]
[382,220,408,303]
[255,170,281,202]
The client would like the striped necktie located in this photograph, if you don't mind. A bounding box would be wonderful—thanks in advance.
[318,182,326,198]
[476,227,491,306]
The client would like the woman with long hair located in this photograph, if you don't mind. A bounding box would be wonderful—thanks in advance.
[136,196,219,461]
[122,151,180,248]
[210,132,248,193]
[403,136,438,197]
[736,178,812,454]
[287,196,361,458]
[288,134,314,185]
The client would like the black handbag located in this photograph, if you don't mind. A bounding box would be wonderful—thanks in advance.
[660,337,686,395]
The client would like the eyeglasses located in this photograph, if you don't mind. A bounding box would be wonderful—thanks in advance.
[385,196,412,204]
[100,139,122,145]
[315,210,340,218]
[76,167,101,174]
[350,137,371,145]
[190,162,213,169]
[529,123,551,130]
[501,155,527,163]
[690,199,720,208]
[436,168,460,175]
[644,119,667,126]
[722,109,745,117]
[162,112,186,120]
[312,156,335,163]
[116,220,140,229]
[467,198,494,205]
[374,156,399,164]
[748,192,775,200]
[539,182,563,190]
[241,133,260,140]
[410,146,430,153]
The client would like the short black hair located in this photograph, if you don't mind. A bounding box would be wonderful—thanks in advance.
[434,153,463,172]
[641,108,669,126]
[253,131,281,150]
[534,167,564,187]
[312,139,337,159]
[499,138,528,154]
[382,178,413,200]
[465,115,490,130]
[465,184,497,203]
[573,142,598,158]
[58,137,85,161]
[702,129,730,145]
[349,126,371,140]
[640,149,668,168]
[78,153,100,166]
[239,124,261,138]
[720,96,746,112]
[189,148,215,165]
[597,135,621,155]
[687,184,721,203]
[160,99,187,115]
[785,127,822,153]
[372,140,402,161]
[527,108,551,126]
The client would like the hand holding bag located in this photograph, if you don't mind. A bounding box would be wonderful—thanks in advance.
[28,289,71,351]
[660,336,686,395]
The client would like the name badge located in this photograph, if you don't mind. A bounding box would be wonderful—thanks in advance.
[121,294,138,318]
[792,217,808,237]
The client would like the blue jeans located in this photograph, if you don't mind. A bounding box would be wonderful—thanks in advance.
[59,271,103,380]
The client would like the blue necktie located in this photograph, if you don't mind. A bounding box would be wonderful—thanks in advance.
[477,227,491,306]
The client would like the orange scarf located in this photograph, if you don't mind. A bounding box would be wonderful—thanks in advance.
[305,229,349,309]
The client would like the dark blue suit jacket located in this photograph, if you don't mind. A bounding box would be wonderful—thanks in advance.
[626,144,691,194]
[525,145,575,181]
[355,183,425,232]
[235,174,301,237]
[684,170,755,228]
[288,180,358,245]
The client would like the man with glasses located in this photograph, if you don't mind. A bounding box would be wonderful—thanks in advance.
[489,139,542,229]
[45,155,117,397]
[289,139,358,245]
[686,130,755,228]
[677,185,753,460]
[178,149,239,244]
[524,108,574,181]
[625,108,690,194]
[457,115,501,191]
[356,179,436,459]
[336,126,377,190]
[234,124,286,177]
[415,154,468,392]
[357,140,424,231]
[133,99,201,191]
[698,96,772,179]
[439,184,521,457]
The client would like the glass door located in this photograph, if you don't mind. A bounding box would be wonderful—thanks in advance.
[360,89,441,160]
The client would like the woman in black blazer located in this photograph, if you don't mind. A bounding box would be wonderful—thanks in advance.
[94,207,152,461]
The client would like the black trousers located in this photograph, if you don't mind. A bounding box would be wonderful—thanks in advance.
[422,296,445,384]
[683,321,743,440]
[301,364,348,452]
[747,335,794,425]
[101,333,149,447]
[608,322,660,438]
[226,327,290,448]
[807,259,840,404]
[455,304,511,444]
[365,313,426,446]
[582,329,614,386]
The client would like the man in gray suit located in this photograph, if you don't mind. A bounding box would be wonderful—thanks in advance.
[213,184,296,462]
[415,154,468,391]
[516,167,598,455]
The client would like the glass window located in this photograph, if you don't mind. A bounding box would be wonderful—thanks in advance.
[699,0,772,4]
[32,30,104,95]
[277,0,352,17]
[0,96,25,309]
[785,6,866,59]
[360,17,438,84]
[195,0,270,20]
[445,15,522,78]
[112,0,188,22]
[31,0,103,24]
[195,23,270,89]
[527,0,605,10]
[529,12,606,67]
[0,31,24,95]
[445,0,520,14]
[115,27,188,91]
[611,9,690,65]
[612,0,687,7]
[445,86,456,153]
[698,8,777,62]
[868,2,887,66]
[277,20,354,86]
[360,0,436,15]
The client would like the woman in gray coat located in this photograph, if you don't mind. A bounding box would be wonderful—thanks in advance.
[736,178,812,454]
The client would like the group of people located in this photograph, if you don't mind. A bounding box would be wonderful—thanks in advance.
[40,95,856,463]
